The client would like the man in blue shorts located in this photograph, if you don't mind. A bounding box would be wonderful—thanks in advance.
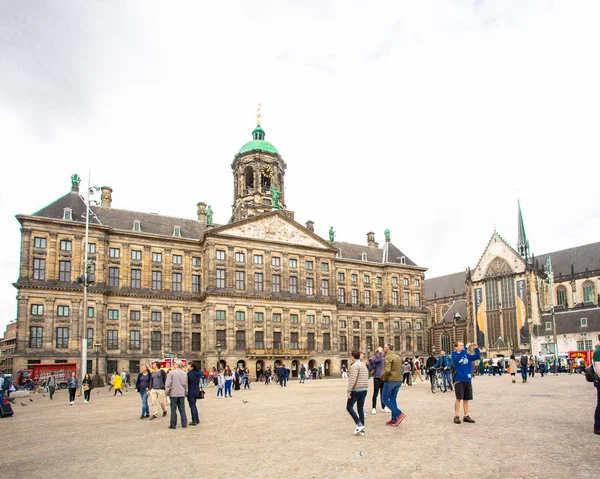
[451,341,480,424]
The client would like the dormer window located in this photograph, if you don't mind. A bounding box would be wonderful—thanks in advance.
[580,317,588,328]
[361,252,367,261]
[173,226,181,237]
[63,208,73,220]
[400,256,406,265]
[133,220,141,232]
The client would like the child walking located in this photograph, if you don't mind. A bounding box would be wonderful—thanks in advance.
[216,370,224,398]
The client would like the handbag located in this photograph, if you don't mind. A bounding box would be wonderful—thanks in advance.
[585,365,596,383]
[83,384,89,391]
[199,387,205,400]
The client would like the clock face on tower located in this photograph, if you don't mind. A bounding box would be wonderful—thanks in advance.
[261,165,273,178]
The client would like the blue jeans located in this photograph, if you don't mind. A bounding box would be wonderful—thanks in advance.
[520,367,528,382]
[441,369,452,390]
[187,396,199,423]
[139,390,149,416]
[346,390,367,426]
[225,380,232,396]
[170,396,187,427]
[382,381,403,421]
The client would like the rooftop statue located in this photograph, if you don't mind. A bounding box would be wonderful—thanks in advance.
[206,205,213,226]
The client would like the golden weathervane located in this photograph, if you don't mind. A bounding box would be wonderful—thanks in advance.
[256,103,262,126]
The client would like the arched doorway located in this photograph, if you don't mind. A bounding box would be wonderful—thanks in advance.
[324,360,331,377]
[291,360,299,378]
[255,360,264,381]
[218,359,227,370]
[308,359,316,370]
[237,359,246,370]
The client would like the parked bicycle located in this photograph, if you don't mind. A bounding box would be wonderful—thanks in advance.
[429,367,453,394]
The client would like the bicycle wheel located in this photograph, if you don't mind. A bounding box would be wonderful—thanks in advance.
[430,373,437,394]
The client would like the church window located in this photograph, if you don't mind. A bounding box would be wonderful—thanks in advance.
[441,332,450,353]
[556,286,567,307]
[583,281,596,303]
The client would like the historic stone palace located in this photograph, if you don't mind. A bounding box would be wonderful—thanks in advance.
[12,115,428,378]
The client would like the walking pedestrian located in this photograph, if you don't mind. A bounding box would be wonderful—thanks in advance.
[402,358,412,385]
[216,370,224,397]
[47,372,57,400]
[529,356,535,377]
[136,364,152,419]
[425,354,436,380]
[300,364,307,383]
[243,368,251,389]
[520,354,529,383]
[346,350,369,436]
[451,342,480,424]
[165,361,188,430]
[82,373,93,403]
[112,371,123,396]
[279,364,288,387]
[187,361,202,426]
[413,357,424,383]
[381,343,406,427]
[537,352,547,377]
[223,367,233,397]
[370,347,386,415]
[509,355,518,384]
[120,368,128,389]
[149,361,168,420]
[67,371,78,405]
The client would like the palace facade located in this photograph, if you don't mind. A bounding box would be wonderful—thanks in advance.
[11,120,428,378]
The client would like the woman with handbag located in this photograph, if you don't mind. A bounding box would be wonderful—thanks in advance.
[82,373,93,403]
[67,371,78,405]
[187,362,202,426]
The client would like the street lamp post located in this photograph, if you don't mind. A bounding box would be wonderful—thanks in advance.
[545,256,559,357]
[217,342,222,371]
[527,318,533,356]
[93,342,104,387]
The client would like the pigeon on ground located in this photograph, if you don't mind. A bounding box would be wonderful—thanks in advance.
[29,398,33,402]
[42,394,46,397]
[96,390,100,394]
[242,400,249,403]
[20,402,27,406]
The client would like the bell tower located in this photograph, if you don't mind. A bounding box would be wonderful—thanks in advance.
[231,108,287,222]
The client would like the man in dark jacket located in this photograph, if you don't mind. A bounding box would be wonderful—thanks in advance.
[381,343,406,427]
[279,363,288,387]
[370,347,386,415]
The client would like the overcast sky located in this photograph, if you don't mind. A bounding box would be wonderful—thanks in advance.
[1,1,598,334]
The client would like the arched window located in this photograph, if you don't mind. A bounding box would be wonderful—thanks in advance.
[556,286,567,307]
[244,166,254,191]
[441,332,451,353]
[583,281,596,303]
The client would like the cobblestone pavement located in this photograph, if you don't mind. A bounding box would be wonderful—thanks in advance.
[2,374,599,479]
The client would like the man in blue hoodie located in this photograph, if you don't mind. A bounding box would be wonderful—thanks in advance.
[451,341,480,424]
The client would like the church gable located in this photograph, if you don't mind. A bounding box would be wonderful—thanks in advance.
[209,212,332,250]
[472,233,526,282]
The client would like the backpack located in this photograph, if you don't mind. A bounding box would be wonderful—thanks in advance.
[585,365,596,383]
[520,356,528,367]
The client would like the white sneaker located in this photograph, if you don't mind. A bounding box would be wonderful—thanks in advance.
[371,408,377,415]
[70,401,73,405]
[353,425,365,435]
[382,407,389,412]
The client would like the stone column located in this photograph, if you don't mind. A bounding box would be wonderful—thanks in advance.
[142,304,151,355]
[20,228,32,281]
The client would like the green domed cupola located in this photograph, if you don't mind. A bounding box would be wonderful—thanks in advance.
[238,124,279,155]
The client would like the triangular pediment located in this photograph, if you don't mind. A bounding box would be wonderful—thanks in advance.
[472,232,526,282]
[207,211,334,250]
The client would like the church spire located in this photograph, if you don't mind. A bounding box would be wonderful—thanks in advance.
[517,199,529,261]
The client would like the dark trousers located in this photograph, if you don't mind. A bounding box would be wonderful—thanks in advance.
[280,377,287,387]
[84,389,91,401]
[521,367,528,382]
[48,386,56,399]
[372,378,384,409]
[346,390,367,426]
[529,366,535,377]
[594,380,600,431]
[113,388,123,396]
[402,373,411,384]
[187,396,199,423]
[68,388,76,402]
[170,396,187,427]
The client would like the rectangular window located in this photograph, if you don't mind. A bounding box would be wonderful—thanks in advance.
[254,272,264,292]
[322,315,330,325]
[353,336,361,350]
[192,333,201,352]
[29,326,43,348]
[108,267,119,287]
[307,314,315,324]
[129,360,140,374]
[366,321,372,330]
[289,258,297,268]
[404,321,411,330]
[56,327,69,348]
[415,322,422,330]
[414,279,420,287]
[290,314,299,324]
[236,331,246,350]
[272,256,280,267]
[307,332,316,350]
[129,330,141,350]
[152,252,162,263]
[394,336,401,351]
[417,336,423,350]
[131,250,142,260]
[376,291,383,306]
[338,272,345,281]
[403,278,409,287]
[216,330,226,348]
[88,307,94,318]
[376,277,382,285]
[364,274,370,284]
[108,309,119,320]
[130,269,141,288]
[236,252,245,262]
[192,256,201,267]
[378,322,384,330]
[255,312,264,322]
[151,311,161,322]
[235,271,245,290]
[351,274,358,282]
[415,293,420,307]
[339,336,348,352]
[172,332,182,351]
[321,263,329,272]
[545,321,552,330]
[60,239,72,251]
[403,292,409,307]
[172,312,182,323]
[34,237,46,248]
[192,275,201,293]
[392,277,398,285]
[130,310,141,321]
[59,260,71,282]
[255,331,265,349]
[289,276,298,294]
[379,336,385,348]
[290,332,299,350]
[323,333,331,350]
[33,258,46,280]
[216,310,226,320]
[585,339,592,350]
[216,250,226,260]
[273,332,282,349]
[192,313,201,324]
[580,317,588,327]
[272,313,281,322]
[216,269,225,288]
[321,279,329,296]
[272,274,281,292]
[392,291,398,306]
[173,254,182,265]
[338,287,346,303]
[57,305,70,317]
[306,260,314,270]
[352,289,358,304]
[236,311,246,321]
[364,290,371,305]
[106,360,118,374]
[151,331,161,351]
[339,320,347,329]
[87,328,94,349]
[172,273,182,292]
[366,336,373,351]
[393,321,400,329]
[109,247,120,258]
[87,243,96,254]
[353,320,360,329]
[30,304,44,315]
[254,254,263,264]
[306,277,314,295]
[152,271,162,290]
